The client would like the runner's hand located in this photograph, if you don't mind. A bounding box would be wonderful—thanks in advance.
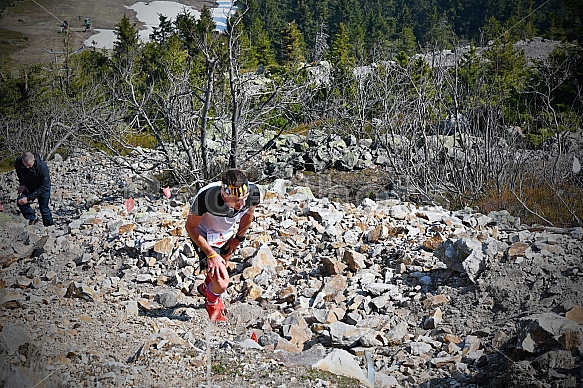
[208,255,227,280]
[220,238,238,256]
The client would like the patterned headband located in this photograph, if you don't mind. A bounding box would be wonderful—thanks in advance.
[222,181,249,197]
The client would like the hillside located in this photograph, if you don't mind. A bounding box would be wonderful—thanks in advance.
[0,0,214,66]
[0,148,582,387]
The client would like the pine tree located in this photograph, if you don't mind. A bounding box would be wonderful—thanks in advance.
[195,6,217,40]
[113,15,139,59]
[292,0,316,49]
[327,22,353,71]
[150,14,173,44]
[256,30,277,66]
[399,27,418,55]
[281,21,306,65]
[427,11,457,50]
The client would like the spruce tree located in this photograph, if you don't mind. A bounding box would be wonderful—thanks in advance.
[281,21,307,65]
[328,22,353,71]
[113,15,139,60]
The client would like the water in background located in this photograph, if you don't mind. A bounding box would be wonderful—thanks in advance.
[85,0,235,50]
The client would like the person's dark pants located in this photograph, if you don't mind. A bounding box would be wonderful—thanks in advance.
[196,246,221,271]
[17,192,54,226]
[194,238,231,270]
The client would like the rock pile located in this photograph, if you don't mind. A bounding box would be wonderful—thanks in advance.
[0,149,582,387]
[251,128,583,179]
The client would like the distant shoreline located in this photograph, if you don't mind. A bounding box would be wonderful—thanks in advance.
[85,0,236,50]
[0,0,222,66]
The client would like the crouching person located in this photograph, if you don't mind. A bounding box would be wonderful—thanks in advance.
[185,169,260,322]
[14,151,54,226]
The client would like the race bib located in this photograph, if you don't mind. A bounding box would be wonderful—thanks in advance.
[207,231,232,247]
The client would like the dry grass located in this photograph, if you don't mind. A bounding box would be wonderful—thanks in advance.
[471,178,583,228]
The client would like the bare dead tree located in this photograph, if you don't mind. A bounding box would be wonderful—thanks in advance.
[225,7,247,169]
[1,63,107,161]
[218,8,322,175]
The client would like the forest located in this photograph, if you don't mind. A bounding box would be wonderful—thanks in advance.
[0,0,14,15]
[237,0,583,61]
[0,0,582,227]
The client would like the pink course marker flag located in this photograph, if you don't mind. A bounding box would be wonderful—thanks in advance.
[163,186,171,199]
[124,197,135,213]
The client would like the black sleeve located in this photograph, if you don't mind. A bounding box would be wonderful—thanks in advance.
[190,189,210,216]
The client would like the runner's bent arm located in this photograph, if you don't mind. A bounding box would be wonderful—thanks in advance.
[185,214,219,259]
[222,206,256,255]
[186,214,227,279]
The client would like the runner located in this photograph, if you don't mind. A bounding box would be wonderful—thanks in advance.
[185,169,260,322]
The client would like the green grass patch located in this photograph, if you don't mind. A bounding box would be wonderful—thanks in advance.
[301,369,364,387]
[0,28,29,59]
[122,131,158,149]
[0,157,14,172]
[86,130,158,156]
[211,363,229,374]
[2,1,29,14]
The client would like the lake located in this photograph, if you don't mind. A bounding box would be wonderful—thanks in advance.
[85,0,235,50]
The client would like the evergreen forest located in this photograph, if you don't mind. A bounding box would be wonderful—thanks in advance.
[239,0,583,61]
[0,0,582,226]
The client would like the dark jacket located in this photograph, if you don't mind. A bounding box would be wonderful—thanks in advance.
[14,153,51,200]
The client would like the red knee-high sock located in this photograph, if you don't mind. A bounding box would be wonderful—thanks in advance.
[205,286,221,304]
[204,274,221,304]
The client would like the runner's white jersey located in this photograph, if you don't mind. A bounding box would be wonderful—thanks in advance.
[189,181,250,243]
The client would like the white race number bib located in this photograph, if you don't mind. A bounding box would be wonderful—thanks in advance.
[206,231,232,247]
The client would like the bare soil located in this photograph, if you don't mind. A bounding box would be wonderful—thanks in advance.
[0,0,215,66]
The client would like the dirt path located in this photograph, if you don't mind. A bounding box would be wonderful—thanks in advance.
[0,0,215,66]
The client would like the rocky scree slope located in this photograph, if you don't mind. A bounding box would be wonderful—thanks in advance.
[0,149,582,387]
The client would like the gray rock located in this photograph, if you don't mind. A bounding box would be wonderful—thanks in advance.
[516,313,583,353]
[313,349,371,387]
[64,281,97,301]
[155,291,179,308]
[533,350,578,370]
[327,321,372,347]
[236,338,264,350]
[343,249,367,271]
[410,341,433,355]
[389,204,411,220]
[0,323,33,355]
[434,237,486,282]
[386,321,409,343]
[375,372,399,387]
[364,283,400,297]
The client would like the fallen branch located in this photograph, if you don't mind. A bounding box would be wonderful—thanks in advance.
[510,188,554,227]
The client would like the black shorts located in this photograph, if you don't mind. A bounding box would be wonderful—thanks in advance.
[195,246,218,270]
[195,242,231,270]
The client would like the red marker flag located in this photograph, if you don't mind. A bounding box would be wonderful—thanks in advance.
[163,186,171,199]
[250,332,258,342]
[124,197,135,213]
